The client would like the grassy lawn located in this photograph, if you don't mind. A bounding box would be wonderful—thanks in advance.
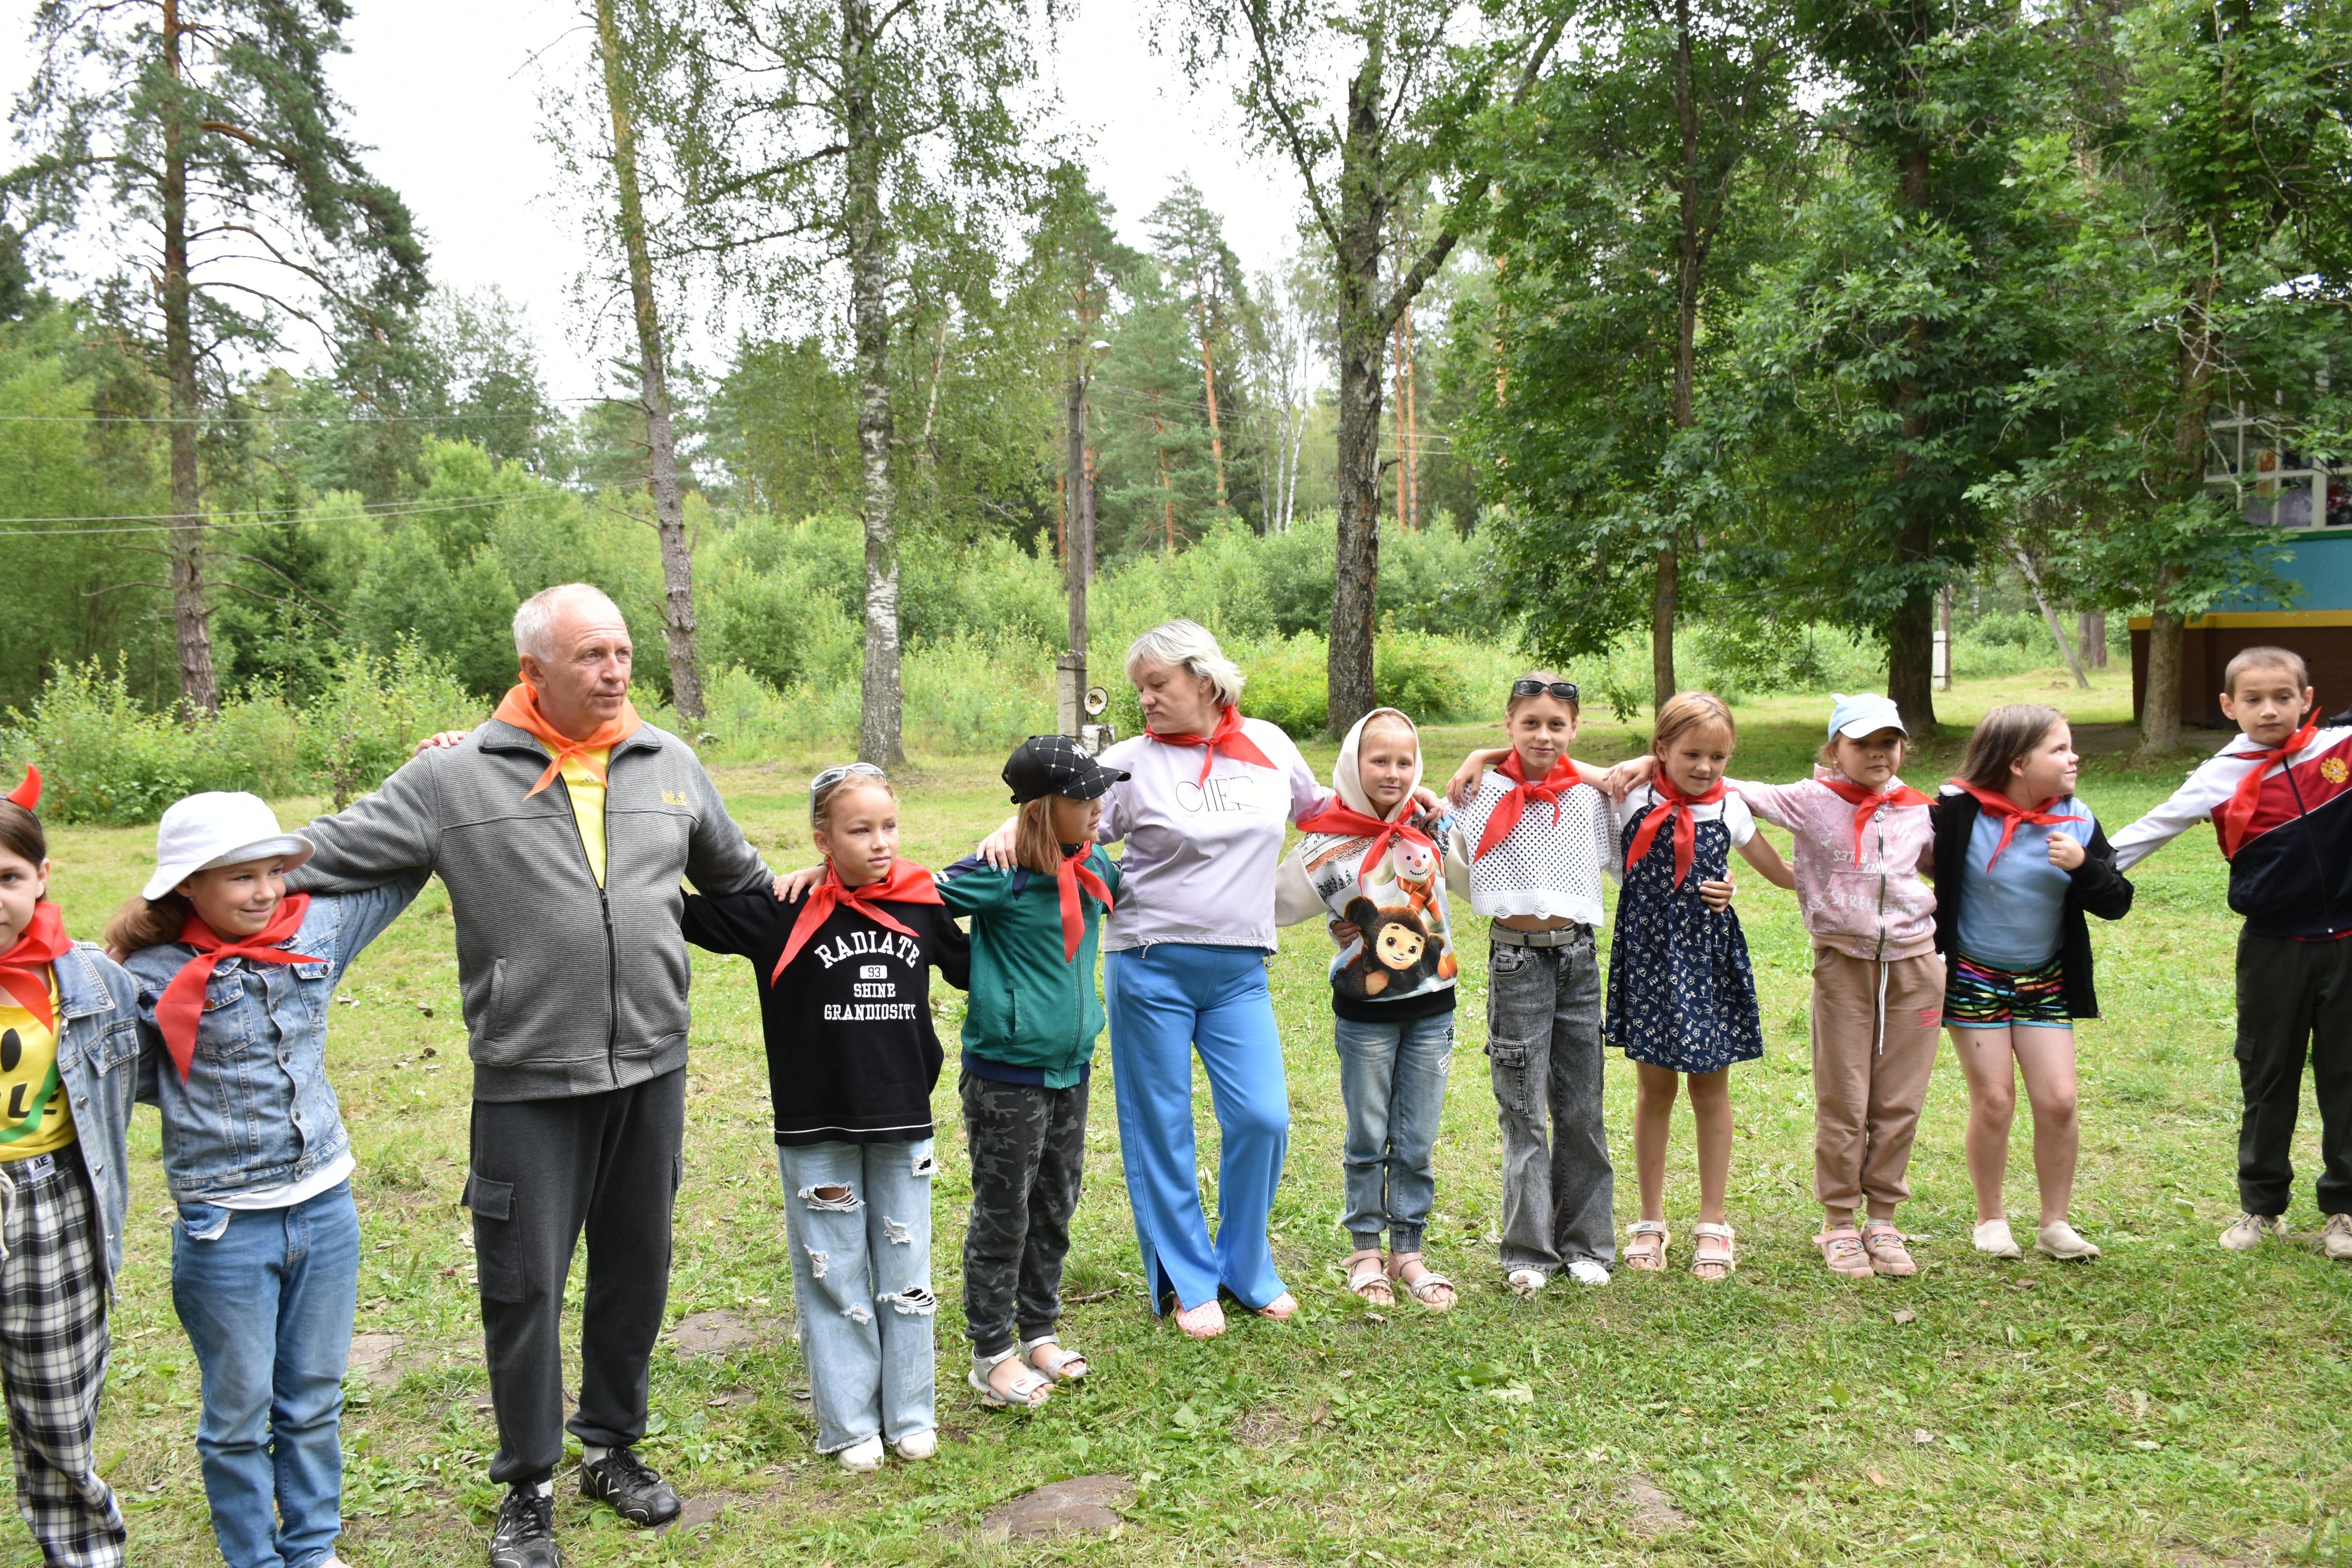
[19,663,2352,1566]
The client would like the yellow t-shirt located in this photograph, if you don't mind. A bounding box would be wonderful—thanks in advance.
[0,973,75,1160]
[559,747,612,888]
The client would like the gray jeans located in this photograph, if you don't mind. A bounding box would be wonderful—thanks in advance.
[959,1073,1088,1359]
[1485,934,1615,1273]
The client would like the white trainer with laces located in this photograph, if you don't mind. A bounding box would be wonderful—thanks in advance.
[837,1435,884,1473]
[2322,1214,2352,1262]
[2219,1213,2287,1251]
[1566,1259,1611,1286]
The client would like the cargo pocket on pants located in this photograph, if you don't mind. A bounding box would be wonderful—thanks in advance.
[462,1171,523,1303]
[1486,1041,1536,1120]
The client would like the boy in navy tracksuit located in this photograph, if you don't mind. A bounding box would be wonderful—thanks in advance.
[2112,646,2352,1257]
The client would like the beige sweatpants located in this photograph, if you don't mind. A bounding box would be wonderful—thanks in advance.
[1810,947,1946,1218]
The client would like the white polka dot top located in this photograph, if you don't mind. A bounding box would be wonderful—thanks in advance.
[1443,767,1619,927]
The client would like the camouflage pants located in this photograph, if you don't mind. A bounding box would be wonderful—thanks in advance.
[958,1073,1089,1359]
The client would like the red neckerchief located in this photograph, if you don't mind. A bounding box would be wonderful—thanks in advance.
[0,903,73,1036]
[772,861,942,983]
[1817,774,1933,865]
[1145,705,1274,785]
[1473,750,1583,861]
[156,896,321,1082]
[1623,775,1729,889]
[2215,717,2320,860]
[492,680,642,799]
[1294,800,1436,882]
[1053,848,1116,962]
[1949,781,2085,866]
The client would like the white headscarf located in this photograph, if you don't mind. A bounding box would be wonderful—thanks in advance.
[1330,707,1425,822]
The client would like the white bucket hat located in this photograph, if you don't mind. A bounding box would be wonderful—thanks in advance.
[142,792,314,901]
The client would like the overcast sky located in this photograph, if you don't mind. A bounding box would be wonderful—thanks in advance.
[0,0,1306,402]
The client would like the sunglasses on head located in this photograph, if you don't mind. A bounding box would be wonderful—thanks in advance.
[1511,679,1581,705]
[809,761,887,799]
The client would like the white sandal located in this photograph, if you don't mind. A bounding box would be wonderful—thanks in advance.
[1690,1222,1736,1280]
[967,1347,1051,1409]
[1020,1334,1089,1381]
[1387,1252,1455,1312]
[1343,1248,1394,1307]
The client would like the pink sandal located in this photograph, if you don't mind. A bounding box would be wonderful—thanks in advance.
[1623,1220,1670,1272]
[1252,1292,1299,1322]
[1171,1300,1226,1339]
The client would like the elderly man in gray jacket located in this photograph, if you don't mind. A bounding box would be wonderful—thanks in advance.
[291,583,769,1568]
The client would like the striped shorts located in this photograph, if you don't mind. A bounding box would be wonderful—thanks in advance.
[1944,951,2070,1029]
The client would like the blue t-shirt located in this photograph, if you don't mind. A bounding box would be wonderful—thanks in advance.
[1954,795,2093,969]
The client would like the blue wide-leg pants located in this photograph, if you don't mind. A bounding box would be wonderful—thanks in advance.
[1104,944,1290,1313]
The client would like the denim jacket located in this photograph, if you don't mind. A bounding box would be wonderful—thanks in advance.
[123,874,426,1205]
[40,942,142,1290]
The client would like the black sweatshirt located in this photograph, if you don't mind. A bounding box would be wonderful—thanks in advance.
[681,887,970,1146]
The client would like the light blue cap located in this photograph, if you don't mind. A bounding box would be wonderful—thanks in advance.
[1827,692,1907,741]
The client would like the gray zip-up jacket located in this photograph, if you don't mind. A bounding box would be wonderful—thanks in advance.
[288,717,771,1102]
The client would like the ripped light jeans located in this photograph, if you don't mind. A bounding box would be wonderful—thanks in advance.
[775,1139,936,1454]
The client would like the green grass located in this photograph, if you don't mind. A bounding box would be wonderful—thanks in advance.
[22,662,2352,1566]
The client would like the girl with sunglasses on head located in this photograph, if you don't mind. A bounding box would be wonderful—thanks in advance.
[681,764,968,1474]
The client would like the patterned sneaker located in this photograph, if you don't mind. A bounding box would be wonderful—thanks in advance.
[2322,1214,2352,1262]
[488,1484,562,1568]
[2219,1213,2287,1252]
[579,1447,680,1527]
[1815,1226,1873,1279]
[1860,1222,1917,1276]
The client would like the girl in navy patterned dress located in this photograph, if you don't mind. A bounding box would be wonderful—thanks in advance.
[1607,694,1792,1279]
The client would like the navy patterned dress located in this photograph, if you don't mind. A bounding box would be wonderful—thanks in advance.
[1604,802,1764,1073]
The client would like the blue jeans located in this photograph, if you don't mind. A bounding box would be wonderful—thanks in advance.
[775,1142,936,1454]
[170,1182,359,1568]
[1103,944,1290,1313]
[1333,1010,1454,1253]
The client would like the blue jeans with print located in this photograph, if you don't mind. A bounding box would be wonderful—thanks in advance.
[171,1181,359,1568]
[776,1141,936,1454]
[1332,1009,1455,1253]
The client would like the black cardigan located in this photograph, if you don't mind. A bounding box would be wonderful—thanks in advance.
[1928,788,2134,1019]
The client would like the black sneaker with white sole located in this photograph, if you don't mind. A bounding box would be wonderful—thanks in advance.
[579,1447,681,1526]
[488,1484,563,1568]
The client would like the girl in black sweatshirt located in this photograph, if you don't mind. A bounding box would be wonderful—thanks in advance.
[682,764,967,1474]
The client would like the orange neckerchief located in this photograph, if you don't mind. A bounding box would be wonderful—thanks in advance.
[1623,774,1729,890]
[155,896,321,1082]
[1817,775,1933,864]
[1473,750,1583,861]
[1053,848,1117,962]
[771,861,943,983]
[1295,800,1436,883]
[1145,705,1274,786]
[1948,781,2085,866]
[492,681,642,799]
[0,903,72,1035]
[2215,717,2320,860]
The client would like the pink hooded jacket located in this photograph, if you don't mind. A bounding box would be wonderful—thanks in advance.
[1729,770,1938,962]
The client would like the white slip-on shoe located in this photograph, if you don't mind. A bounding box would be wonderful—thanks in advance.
[2035,1221,2100,1260]
[1506,1267,1548,1297]
[2322,1214,2352,1262]
[893,1429,938,1462]
[1972,1218,2022,1259]
[1566,1259,1611,1286]
[2219,1213,2287,1252]
[837,1435,885,1473]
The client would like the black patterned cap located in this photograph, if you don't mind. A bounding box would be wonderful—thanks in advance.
[1003,733,1129,804]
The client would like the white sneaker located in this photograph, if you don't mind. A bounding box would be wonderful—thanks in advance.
[893,1429,938,1461]
[2322,1214,2352,1262]
[1566,1259,1611,1286]
[2219,1213,2287,1252]
[1506,1267,1548,1297]
[1972,1218,2022,1259]
[837,1435,884,1473]
[2035,1220,2100,1260]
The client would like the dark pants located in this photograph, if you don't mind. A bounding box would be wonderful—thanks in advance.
[959,1073,1088,1359]
[1485,933,1615,1273]
[2234,931,2352,1217]
[463,1069,684,1486]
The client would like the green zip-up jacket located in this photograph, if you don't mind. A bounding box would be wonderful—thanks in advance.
[936,849,1121,1090]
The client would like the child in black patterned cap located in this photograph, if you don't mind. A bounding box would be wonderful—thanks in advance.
[935,736,1125,1410]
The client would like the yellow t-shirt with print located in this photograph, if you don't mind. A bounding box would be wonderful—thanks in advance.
[0,973,74,1160]
[558,747,612,887]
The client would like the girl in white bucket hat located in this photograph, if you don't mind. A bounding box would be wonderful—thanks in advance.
[109,792,428,1568]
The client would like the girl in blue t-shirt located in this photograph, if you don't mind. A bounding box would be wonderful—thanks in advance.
[1930,706,2133,1263]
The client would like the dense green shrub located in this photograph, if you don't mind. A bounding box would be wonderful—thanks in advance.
[294,644,485,809]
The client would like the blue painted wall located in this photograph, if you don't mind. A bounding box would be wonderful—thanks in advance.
[2212,531,2352,614]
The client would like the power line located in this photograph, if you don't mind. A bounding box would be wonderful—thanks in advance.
[0,482,642,537]
[0,394,630,426]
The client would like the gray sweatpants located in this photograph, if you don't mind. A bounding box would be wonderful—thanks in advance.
[1485,933,1615,1274]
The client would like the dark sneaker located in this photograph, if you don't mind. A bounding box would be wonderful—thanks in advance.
[579,1447,681,1527]
[488,1485,563,1568]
